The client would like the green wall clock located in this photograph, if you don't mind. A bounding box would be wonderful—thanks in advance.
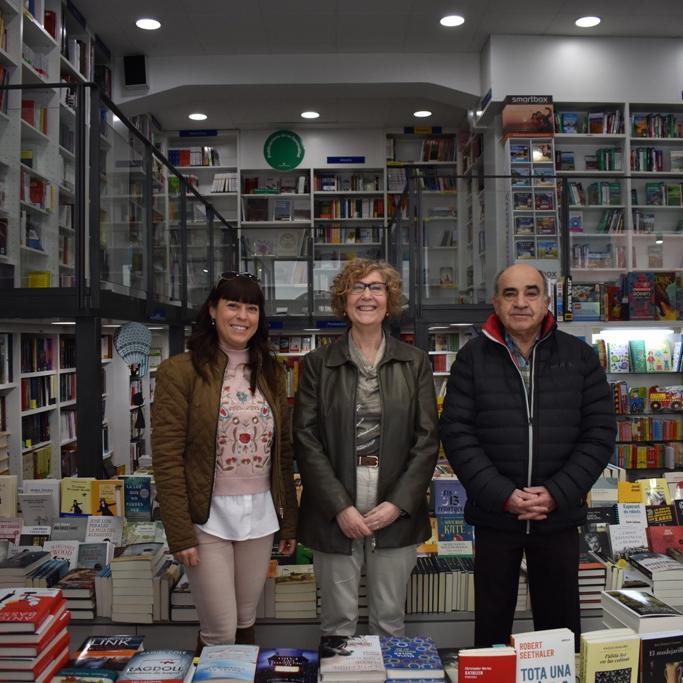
[264,130,305,170]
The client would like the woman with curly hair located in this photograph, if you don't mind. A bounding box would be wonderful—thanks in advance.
[152,272,297,650]
[294,259,438,636]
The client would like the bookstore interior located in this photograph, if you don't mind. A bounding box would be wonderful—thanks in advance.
[1,0,683,680]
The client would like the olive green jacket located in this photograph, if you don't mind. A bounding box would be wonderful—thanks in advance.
[293,333,438,554]
[151,351,297,554]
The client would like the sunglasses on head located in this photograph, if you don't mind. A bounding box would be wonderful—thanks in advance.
[217,271,259,285]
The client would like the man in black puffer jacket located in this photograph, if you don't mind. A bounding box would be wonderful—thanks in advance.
[439,264,615,648]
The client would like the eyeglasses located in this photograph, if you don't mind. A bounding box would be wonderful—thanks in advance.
[218,271,259,285]
[349,282,388,295]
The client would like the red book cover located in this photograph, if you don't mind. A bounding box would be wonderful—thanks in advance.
[0,629,69,676]
[21,100,35,127]
[459,647,516,682]
[646,525,683,554]
[0,588,64,633]
[0,609,70,656]
[43,10,56,38]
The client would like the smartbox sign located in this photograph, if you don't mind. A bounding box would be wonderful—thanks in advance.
[264,130,305,170]
[503,95,553,105]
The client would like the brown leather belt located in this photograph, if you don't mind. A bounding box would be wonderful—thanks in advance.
[357,455,379,467]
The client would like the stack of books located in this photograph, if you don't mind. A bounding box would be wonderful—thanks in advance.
[0,587,70,682]
[170,574,197,622]
[627,551,683,606]
[274,565,317,619]
[56,567,97,620]
[579,627,640,683]
[602,589,683,633]
[110,542,165,624]
[319,635,385,683]
[0,550,50,588]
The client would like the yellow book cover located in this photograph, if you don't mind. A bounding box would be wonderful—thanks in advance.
[417,515,438,554]
[91,479,124,516]
[617,481,642,503]
[60,476,95,516]
[26,270,51,288]
[580,632,639,683]
[638,477,672,506]
[33,445,52,478]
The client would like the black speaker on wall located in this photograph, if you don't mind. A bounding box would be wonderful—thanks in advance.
[123,54,148,89]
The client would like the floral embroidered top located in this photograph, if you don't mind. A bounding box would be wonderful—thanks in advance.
[195,345,279,541]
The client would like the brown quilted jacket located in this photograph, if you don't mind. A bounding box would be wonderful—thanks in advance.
[151,350,298,553]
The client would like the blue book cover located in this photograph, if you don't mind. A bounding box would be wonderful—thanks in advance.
[194,644,259,681]
[431,478,466,516]
[121,476,153,521]
[436,514,474,542]
[255,648,319,683]
[380,635,444,679]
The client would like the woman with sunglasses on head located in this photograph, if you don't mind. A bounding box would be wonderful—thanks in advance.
[293,259,438,636]
[152,272,297,651]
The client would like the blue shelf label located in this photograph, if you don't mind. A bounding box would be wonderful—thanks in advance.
[178,129,219,138]
[315,320,348,329]
[326,156,366,164]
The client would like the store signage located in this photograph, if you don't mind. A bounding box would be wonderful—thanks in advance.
[326,156,365,164]
[315,320,348,329]
[178,129,218,138]
[264,130,305,170]
[403,126,443,134]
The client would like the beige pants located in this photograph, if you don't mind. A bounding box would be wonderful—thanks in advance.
[314,466,417,636]
[186,527,274,645]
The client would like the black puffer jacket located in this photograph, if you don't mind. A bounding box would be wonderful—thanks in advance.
[439,313,615,533]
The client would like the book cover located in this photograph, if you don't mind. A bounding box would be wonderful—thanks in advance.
[431,478,466,516]
[255,647,319,682]
[628,340,647,373]
[55,567,97,597]
[510,628,575,683]
[580,631,639,683]
[43,540,80,569]
[608,523,649,561]
[640,478,673,506]
[194,644,259,682]
[646,526,683,554]
[77,541,113,570]
[379,635,444,680]
[654,273,678,321]
[628,551,683,580]
[639,630,683,683]
[319,635,385,680]
[117,649,194,682]
[608,342,631,373]
[92,479,124,517]
[60,477,94,517]
[645,505,676,526]
[85,515,124,545]
[68,634,145,674]
[0,587,64,632]
[458,646,516,683]
[121,476,154,521]
[628,272,656,320]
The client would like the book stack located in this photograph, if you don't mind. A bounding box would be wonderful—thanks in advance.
[578,550,608,610]
[110,542,165,624]
[0,550,50,588]
[56,567,97,620]
[194,644,258,682]
[627,551,683,606]
[95,565,113,618]
[274,564,317,619]
[170,574,197,622]
[153,559,183,622]
[0,587,70,683]
[602,589,683,633]
[319,635,386,683]
[380,635,444,681]
[54,634,145,682]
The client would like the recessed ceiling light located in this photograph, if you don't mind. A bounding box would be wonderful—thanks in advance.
[575,16,601,28]
[135,18,161,30]
[51,321,76,325]
[301,111,320,119]
[440,15,465,27]
[414,110,432,118]
[188,113,207,121]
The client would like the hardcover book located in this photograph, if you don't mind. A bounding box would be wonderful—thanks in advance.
[319,635,385,682]
[510,628,574,683]
[458,646,516,683]
[379,635,444,680]
[646,526,683,554]
[628,272,656,321]
[639,630,683,683]
[0,587,65,632]
[431,478,466,516]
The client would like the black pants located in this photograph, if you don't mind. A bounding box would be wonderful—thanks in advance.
[473,526,580,650]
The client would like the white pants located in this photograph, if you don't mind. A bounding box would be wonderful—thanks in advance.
[314,466,417,636]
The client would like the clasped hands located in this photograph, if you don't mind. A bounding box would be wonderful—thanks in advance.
[505,486,556,521]
[336,501,401,540]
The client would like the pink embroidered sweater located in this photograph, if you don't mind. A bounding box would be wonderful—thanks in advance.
[213,345,274,496]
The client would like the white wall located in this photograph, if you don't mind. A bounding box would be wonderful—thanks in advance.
[487,35,683,104]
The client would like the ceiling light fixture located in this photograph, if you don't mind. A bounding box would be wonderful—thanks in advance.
[413,110,432,118]
[440,15,465,27]
[135,18,161,30]
[301,111,320,119]
[655,235,664,244]
[575,16,601,28]
[188,113,207,121]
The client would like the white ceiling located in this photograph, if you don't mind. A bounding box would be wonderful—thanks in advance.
[75,0,683,129]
